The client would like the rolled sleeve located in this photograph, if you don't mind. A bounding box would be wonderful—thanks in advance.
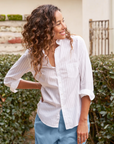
[79,89,95,100]
[4,50,32,93]
[78,36,95,100]
[10,78,22,93]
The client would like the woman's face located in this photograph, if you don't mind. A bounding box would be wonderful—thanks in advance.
[54,10,67,40]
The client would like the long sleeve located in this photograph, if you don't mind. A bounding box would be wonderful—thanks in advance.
[4,50,32,93]
[78,36,95,100]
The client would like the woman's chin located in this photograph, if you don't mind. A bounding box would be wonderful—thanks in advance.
[54,34,66,40]
[59,35,66,39]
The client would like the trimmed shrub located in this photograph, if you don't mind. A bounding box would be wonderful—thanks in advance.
[7,14,22,21]
[87,54,114,144]
[0,15,6,21]
[0,54,41,144]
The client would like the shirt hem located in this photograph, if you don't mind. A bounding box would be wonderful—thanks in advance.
[37,109,59,128]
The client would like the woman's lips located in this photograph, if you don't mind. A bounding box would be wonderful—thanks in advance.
[60,31,65,35]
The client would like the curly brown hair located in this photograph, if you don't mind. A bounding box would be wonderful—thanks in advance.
[22,4,73,77]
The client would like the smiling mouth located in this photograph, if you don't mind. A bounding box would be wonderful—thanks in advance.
[60,31,66,35]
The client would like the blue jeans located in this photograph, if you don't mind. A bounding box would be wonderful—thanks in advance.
[34,110,90,144]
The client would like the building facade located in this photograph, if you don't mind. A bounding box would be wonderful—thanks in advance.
[0,0,114,54]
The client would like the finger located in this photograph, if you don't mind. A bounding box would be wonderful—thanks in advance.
[84,132,88,142]
[86,132,88,139]
[82,134,86,143]
[80,133,83,143]
[41,96,44,102]
[82,133,88,143]
[77,134,80,144]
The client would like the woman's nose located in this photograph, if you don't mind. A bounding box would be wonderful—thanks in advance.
[62,22,66,29]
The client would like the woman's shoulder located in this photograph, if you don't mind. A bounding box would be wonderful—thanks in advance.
[22,49,31,57]
[71,34,84,42]
[23,49,30,55]
[62,35,84,45]
[71,35,88,53]
[20,49,32,62]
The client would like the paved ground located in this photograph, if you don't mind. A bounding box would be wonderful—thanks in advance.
[24,127,35,144]
[23,111,37,144]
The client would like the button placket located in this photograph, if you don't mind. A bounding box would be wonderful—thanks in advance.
[54,44,66,115]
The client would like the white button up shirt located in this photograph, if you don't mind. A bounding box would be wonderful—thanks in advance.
[4,36,95,130]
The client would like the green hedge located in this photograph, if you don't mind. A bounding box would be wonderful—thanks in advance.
[0,54,41,144]
[0,15,6,21]
[7,14,22,21]
[0,54,114,143]
[0,14,28,21]
[88,54,114,144]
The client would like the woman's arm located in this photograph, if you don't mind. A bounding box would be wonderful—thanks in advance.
[77,96,90,144]
[77,36,95,144]
[17,79,42,90]
[79,96,90,122]
[4,50,37,93]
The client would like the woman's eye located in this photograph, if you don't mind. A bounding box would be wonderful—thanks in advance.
[57,23,60,25]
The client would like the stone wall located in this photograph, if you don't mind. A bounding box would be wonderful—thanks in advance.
[0,21,26,54]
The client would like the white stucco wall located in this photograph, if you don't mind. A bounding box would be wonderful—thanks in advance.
[110,0,114,53]
[1,0,113,53]
[82,0,111,52]
[0,0,82,36]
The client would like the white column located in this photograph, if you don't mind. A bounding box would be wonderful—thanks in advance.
[109,0,114,53]
[112,0,114,53]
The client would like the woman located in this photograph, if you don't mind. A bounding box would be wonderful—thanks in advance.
[4,4,95,144]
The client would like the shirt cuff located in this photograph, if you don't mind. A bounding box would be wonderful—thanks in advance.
[10,78,22,93]
[79,89,95,100]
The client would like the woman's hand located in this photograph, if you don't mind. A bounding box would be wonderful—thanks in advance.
[77,120,88,144]
[77,96,90,143]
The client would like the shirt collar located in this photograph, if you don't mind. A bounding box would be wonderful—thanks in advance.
[42,39,62,56]
[56,39,62,45]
